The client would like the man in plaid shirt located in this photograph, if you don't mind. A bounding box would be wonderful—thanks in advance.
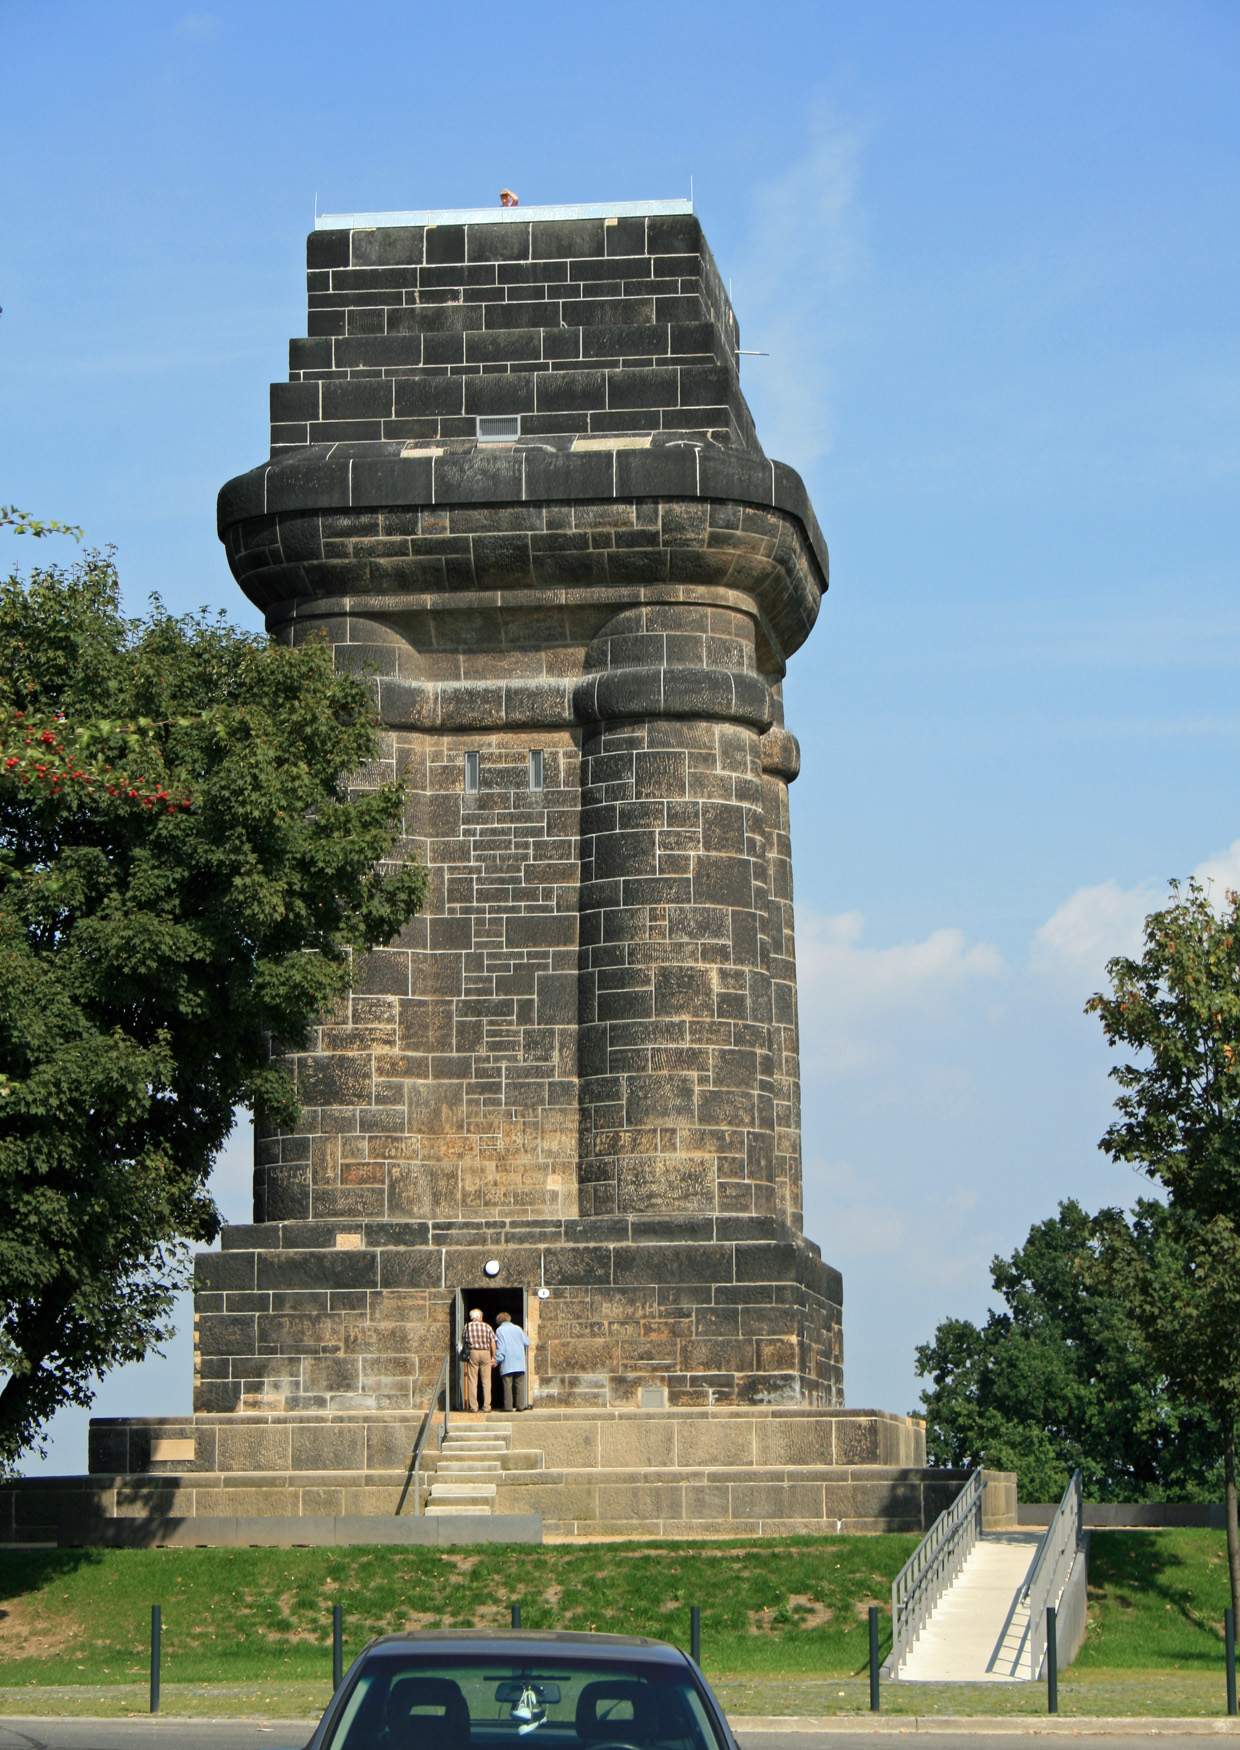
[463,1307,496,1412]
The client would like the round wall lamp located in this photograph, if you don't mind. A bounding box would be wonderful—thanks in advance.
[483,1258,501,1278]
[537,1286,551,1300]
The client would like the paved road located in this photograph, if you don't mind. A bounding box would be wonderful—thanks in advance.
[746,1739,1225,1749]
[0,1725,1228,1750]
[0,1726,309,1750]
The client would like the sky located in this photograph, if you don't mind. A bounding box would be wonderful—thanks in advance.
[5,0,1239,1474]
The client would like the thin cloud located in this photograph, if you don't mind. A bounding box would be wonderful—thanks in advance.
[730,106,869,469]
[1030,879,1155,985]
[796,907,1002,1076]
[1031,838,1240,986]
[1193,839,1240,896]
[176,12,220,40]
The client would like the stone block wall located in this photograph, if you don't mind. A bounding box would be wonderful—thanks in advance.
[255,728,583,1227]
[194,1216,841,1412]
[277,211,754,454]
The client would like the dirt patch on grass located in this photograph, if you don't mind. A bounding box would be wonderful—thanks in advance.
[0,1593,83,1659]
[227,1591,322,1646]
[746,1595,836,1634]
[619,1547,772,1561]
[392,1610,443,1632]
[789,1596,834,1629]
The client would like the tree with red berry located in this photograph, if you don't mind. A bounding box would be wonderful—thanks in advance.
[0,519,425,1468]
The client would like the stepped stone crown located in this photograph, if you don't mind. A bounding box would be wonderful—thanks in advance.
[209,200,842,1414]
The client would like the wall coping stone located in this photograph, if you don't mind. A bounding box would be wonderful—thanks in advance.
[88,1406,919,1427]
[0,1511,541,1548]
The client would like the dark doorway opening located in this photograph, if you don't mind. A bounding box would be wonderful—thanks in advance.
[452,1286,528,1410]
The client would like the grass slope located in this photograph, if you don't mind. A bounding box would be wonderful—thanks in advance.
[1079,1528,1234,1669]
[0,1531,1233,1695]
[0,1536,911,1685]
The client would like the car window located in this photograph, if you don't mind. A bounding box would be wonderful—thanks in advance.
[323,1653,728,1750]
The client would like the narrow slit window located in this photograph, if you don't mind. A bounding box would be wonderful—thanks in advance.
[477,414,520,443]
[529,749,544,791]
[464,751,480,793]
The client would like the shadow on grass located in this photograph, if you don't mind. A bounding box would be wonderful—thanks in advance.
[0,1546,104,1631]
[0,1469,198,1633]
[1087,1531,1225,1663]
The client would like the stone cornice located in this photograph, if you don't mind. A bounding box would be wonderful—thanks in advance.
[219,443,827,582]
[220,448,827,662]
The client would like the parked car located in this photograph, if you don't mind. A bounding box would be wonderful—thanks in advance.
[303,1630,739,1750]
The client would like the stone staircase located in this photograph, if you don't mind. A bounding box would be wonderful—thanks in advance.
[896,1532,1042,1681]
[425,1418,513,1517]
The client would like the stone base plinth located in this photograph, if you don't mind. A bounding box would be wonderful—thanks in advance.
[3,1406,1018,1546]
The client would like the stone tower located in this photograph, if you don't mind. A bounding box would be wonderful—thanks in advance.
[208,198,841,1414]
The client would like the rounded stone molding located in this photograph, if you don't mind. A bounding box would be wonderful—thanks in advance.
[761,726,801,781]
[573,666,773,731]
[219,451,827,664]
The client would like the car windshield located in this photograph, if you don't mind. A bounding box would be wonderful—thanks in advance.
[323,1652,728,1750]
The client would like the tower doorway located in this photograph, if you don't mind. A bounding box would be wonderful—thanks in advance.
[452,1286,528,1410]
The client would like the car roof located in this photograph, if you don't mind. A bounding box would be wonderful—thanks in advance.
[360,1630,686,1663]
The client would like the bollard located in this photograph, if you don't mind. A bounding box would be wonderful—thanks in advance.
[332,1603,343,1691]
[1046,1605,1058,1714]
[868,1606,881,1712]
[511,1602,522,1629]
[149,1604,161,1715]
[1227,1607,1237,1717]
[690,1606,701,1665]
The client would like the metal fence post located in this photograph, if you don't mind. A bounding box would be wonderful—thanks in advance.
[149,1604,161,1714]
[1046,1606,1058,1714]
[332,1603,343,1690]
[1227,1607,1237,1716]
[690,1606,701,1665]
[511,1602,521,1629]
[868,1606,881,1711]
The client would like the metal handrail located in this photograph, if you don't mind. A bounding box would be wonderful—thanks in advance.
[887,1469,985,1676]
[1024,1469,1083,1679]
[399,1349,452,1516]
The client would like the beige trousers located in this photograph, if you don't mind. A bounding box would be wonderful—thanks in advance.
[464,1348,493,1411]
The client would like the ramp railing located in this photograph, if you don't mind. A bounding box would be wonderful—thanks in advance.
[1024,1468,1084,1678]
[397,1348,452,1516]
[887,1468,984,1676]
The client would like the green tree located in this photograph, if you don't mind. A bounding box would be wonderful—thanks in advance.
[1088,878,1240,1625]
[0,534,425,1468]
[915,1197,1219,1502]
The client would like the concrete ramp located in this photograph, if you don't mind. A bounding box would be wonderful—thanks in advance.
[896,1531,1043,1682]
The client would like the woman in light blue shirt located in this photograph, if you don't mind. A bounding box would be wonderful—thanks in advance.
[494,1311,531,1411]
